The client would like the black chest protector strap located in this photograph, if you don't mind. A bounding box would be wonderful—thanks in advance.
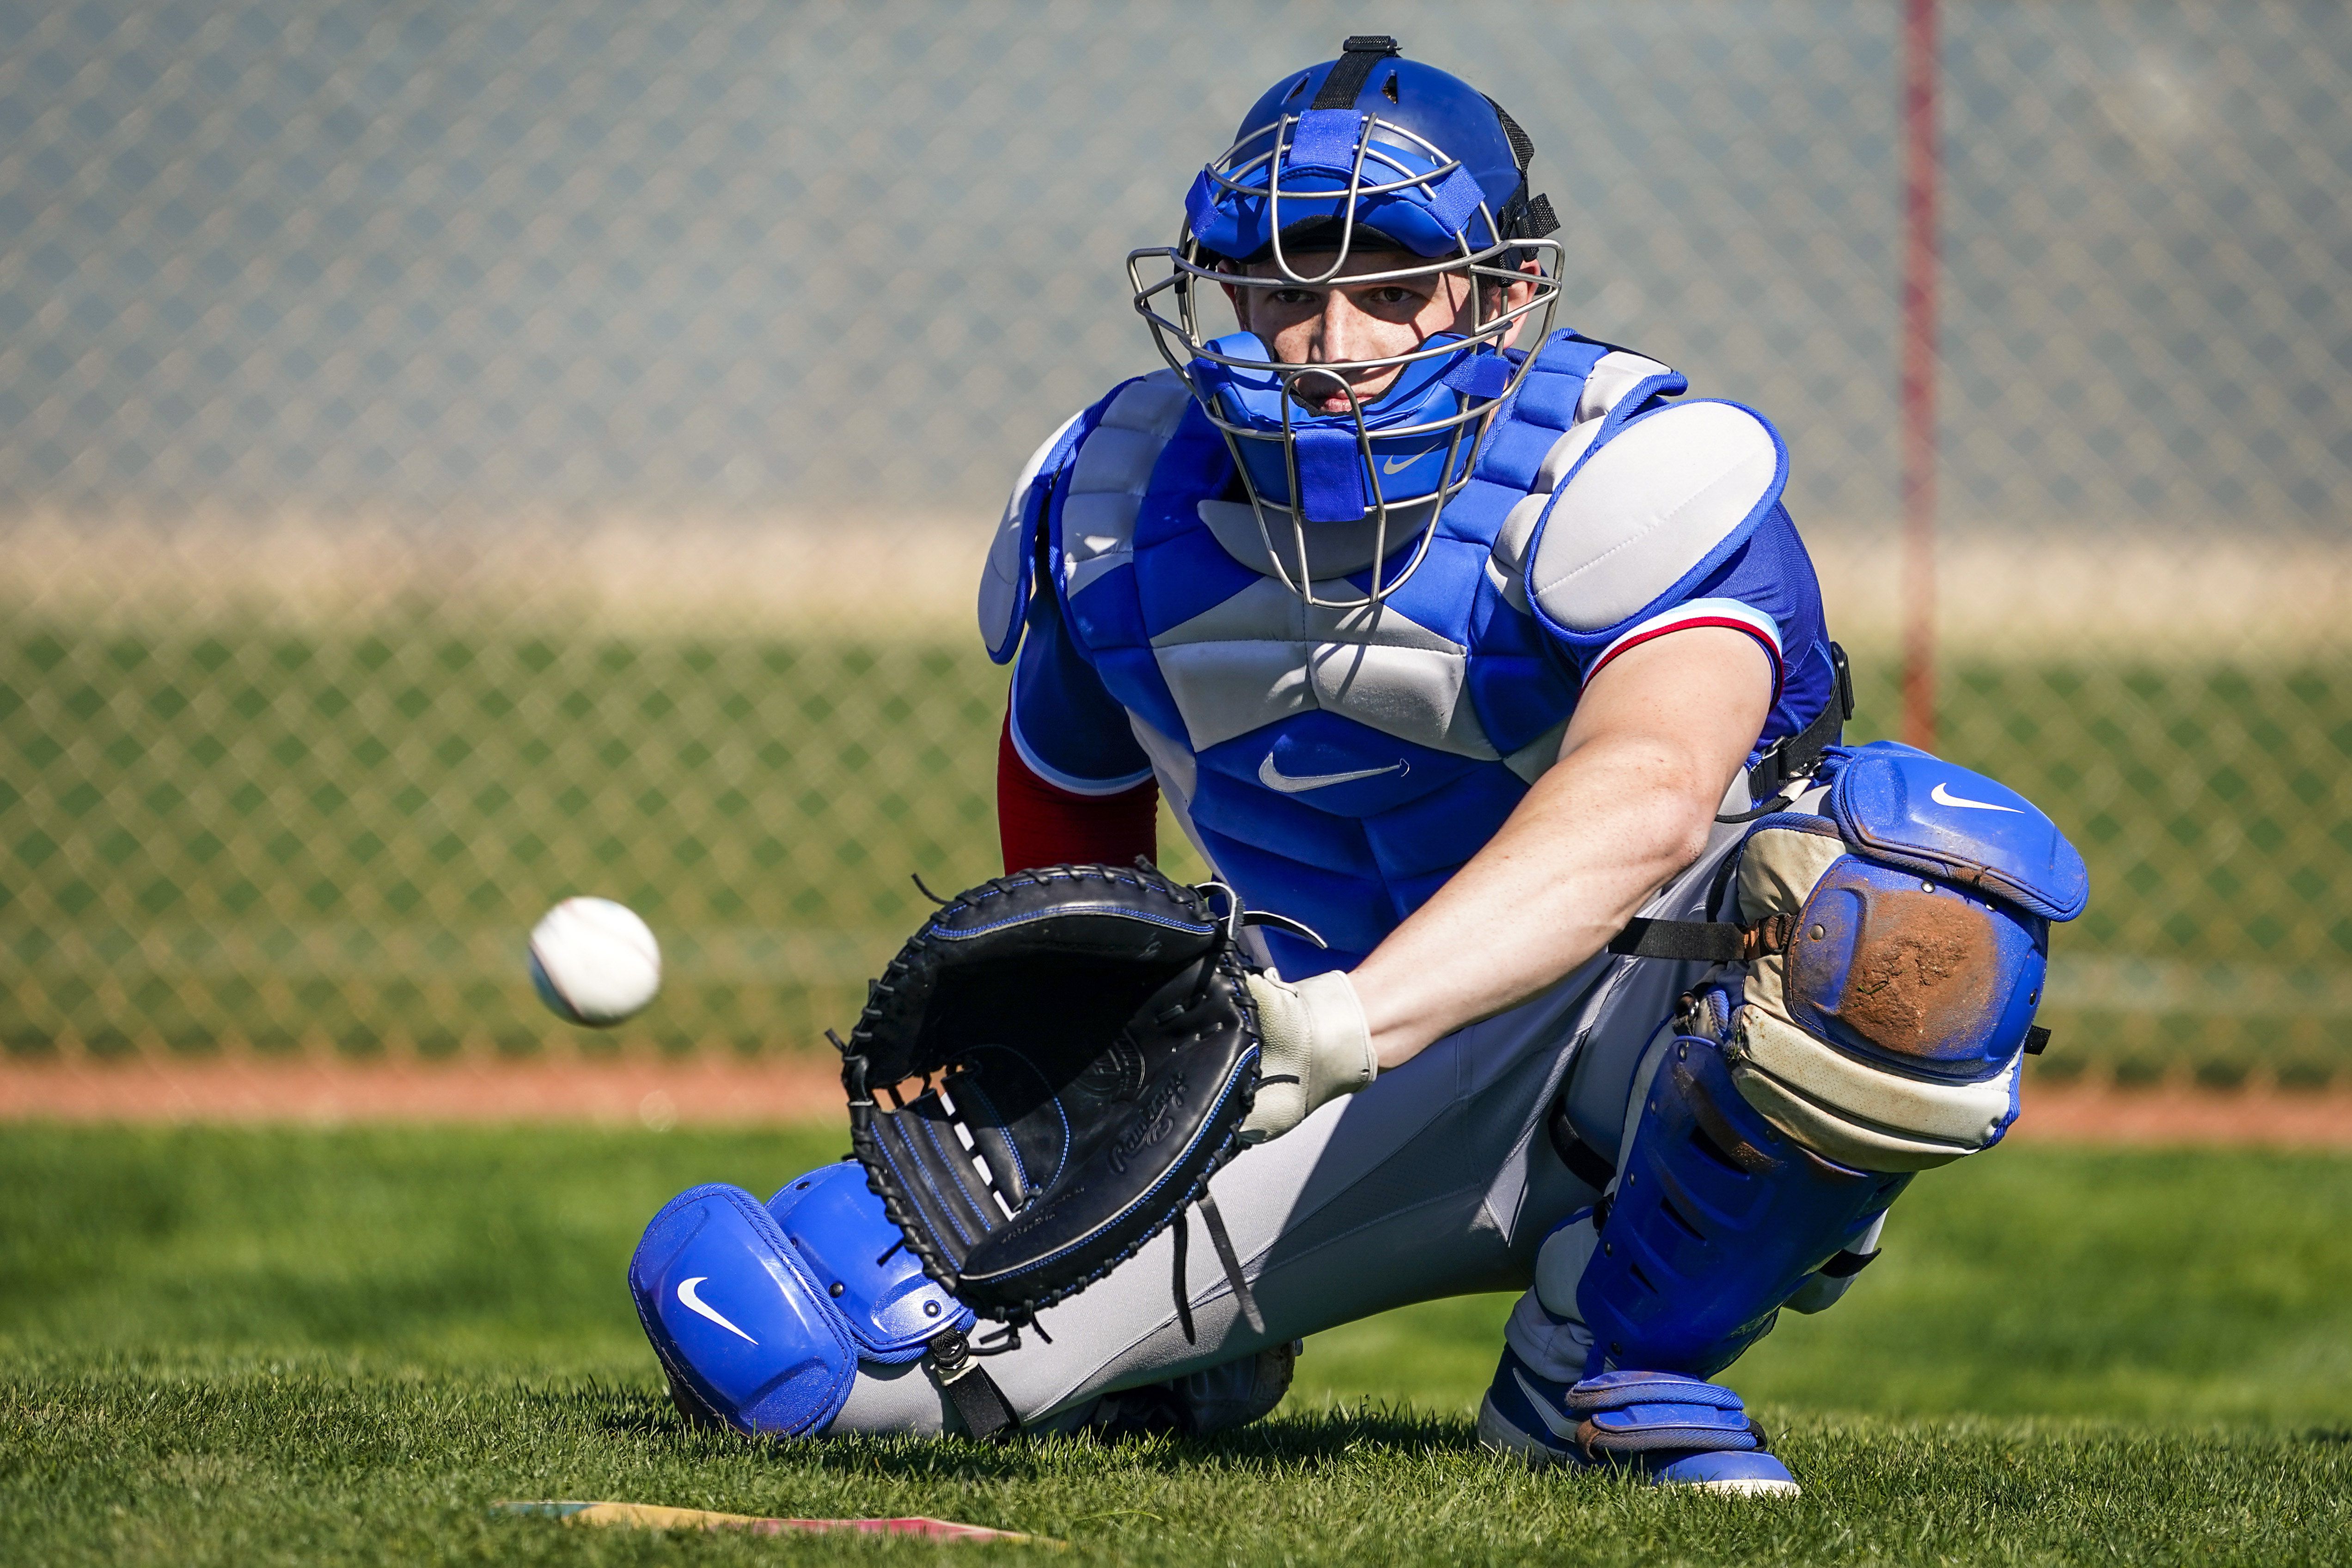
[1606,647,1852,964]
[1718,642,1854,825]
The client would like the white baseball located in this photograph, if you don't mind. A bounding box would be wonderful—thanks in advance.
[528,897,661,1027]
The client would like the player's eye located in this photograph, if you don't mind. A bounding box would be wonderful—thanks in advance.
[1265,288,1322,308]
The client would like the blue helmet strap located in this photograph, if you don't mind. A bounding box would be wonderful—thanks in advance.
[1440,351,1513,401]
[1283,110,1364,176]
[1282,39,1405,213]
[1310,35,1400,110]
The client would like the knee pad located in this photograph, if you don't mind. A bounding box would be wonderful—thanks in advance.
[629,1160,973,1438]
[1574,1031,1911,1377]
[1728,742,2086,1171]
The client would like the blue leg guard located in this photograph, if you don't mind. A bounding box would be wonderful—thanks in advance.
[1481,1011,1904,1494]
[1578,1026,1911,1378]
[1492,743,2089,1489]
[1562,743,2088,1378]
[629,1159,982,1439]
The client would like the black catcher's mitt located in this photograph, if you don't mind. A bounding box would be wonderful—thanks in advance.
[842,862,1301,1336]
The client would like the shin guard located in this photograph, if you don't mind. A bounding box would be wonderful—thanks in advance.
[1572,742,2088,1376]
[1576,1025,1909,1377]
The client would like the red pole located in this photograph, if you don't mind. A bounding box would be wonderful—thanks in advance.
[1900,0,1939,751]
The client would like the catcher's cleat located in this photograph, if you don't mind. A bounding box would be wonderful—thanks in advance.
[1080,1340,1302,1441]
[1475,1348,1800,1495]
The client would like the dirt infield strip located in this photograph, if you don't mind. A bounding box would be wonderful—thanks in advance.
[1,1056,2349,1147]
[0,1056,843,1130]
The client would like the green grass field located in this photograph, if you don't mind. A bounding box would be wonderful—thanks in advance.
[8,614,2352,1084]
[3,1126,2350,1563]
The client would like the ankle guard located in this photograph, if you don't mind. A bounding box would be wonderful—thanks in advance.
[1568,1369,1763,1456]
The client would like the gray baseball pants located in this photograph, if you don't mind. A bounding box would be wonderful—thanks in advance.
[822,830,1743,1436]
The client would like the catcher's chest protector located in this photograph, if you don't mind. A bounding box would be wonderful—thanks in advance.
[843,864,1268,1330]
[986,329,1834,975]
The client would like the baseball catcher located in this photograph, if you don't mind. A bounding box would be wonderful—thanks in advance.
[628,37,2087,1495]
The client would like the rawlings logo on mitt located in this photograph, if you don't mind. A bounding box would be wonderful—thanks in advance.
[840,862,1302,1334]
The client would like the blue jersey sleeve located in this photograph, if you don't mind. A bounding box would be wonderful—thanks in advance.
[1007,591,1155,794]
[1570,503,1837,756]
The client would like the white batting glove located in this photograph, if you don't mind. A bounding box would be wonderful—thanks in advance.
[1239,970,1377,1145]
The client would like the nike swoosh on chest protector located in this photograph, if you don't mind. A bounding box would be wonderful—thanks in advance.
[1930,781,2024,814]
[676,1276,759,1344]
[1258,754,1406,794]
[1381,449,1436,475]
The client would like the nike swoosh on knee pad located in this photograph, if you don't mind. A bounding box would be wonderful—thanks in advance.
[676,1276,760,1344]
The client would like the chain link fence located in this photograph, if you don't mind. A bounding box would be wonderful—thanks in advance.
[4,0,2348,1086]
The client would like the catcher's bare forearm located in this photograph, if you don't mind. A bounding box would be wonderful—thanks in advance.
[1348,628,1773,1072]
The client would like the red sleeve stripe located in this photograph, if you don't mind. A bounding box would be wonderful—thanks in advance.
[1587,598,1784,694]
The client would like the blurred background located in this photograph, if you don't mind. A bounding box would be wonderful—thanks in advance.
[3,0,2346,1088]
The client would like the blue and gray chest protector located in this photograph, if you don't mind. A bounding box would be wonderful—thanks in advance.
[991,326,1842,978]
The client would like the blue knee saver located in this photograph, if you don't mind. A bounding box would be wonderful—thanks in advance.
[629,1159,971,1437]
[1577,1031,1910,1378]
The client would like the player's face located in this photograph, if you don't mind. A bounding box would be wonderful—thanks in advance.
[1222,249,1538,416]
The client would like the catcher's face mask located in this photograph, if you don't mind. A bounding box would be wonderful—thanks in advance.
[1128,36,1561,609]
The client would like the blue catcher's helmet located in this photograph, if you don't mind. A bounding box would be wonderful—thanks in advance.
[1129,37,1563,606]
